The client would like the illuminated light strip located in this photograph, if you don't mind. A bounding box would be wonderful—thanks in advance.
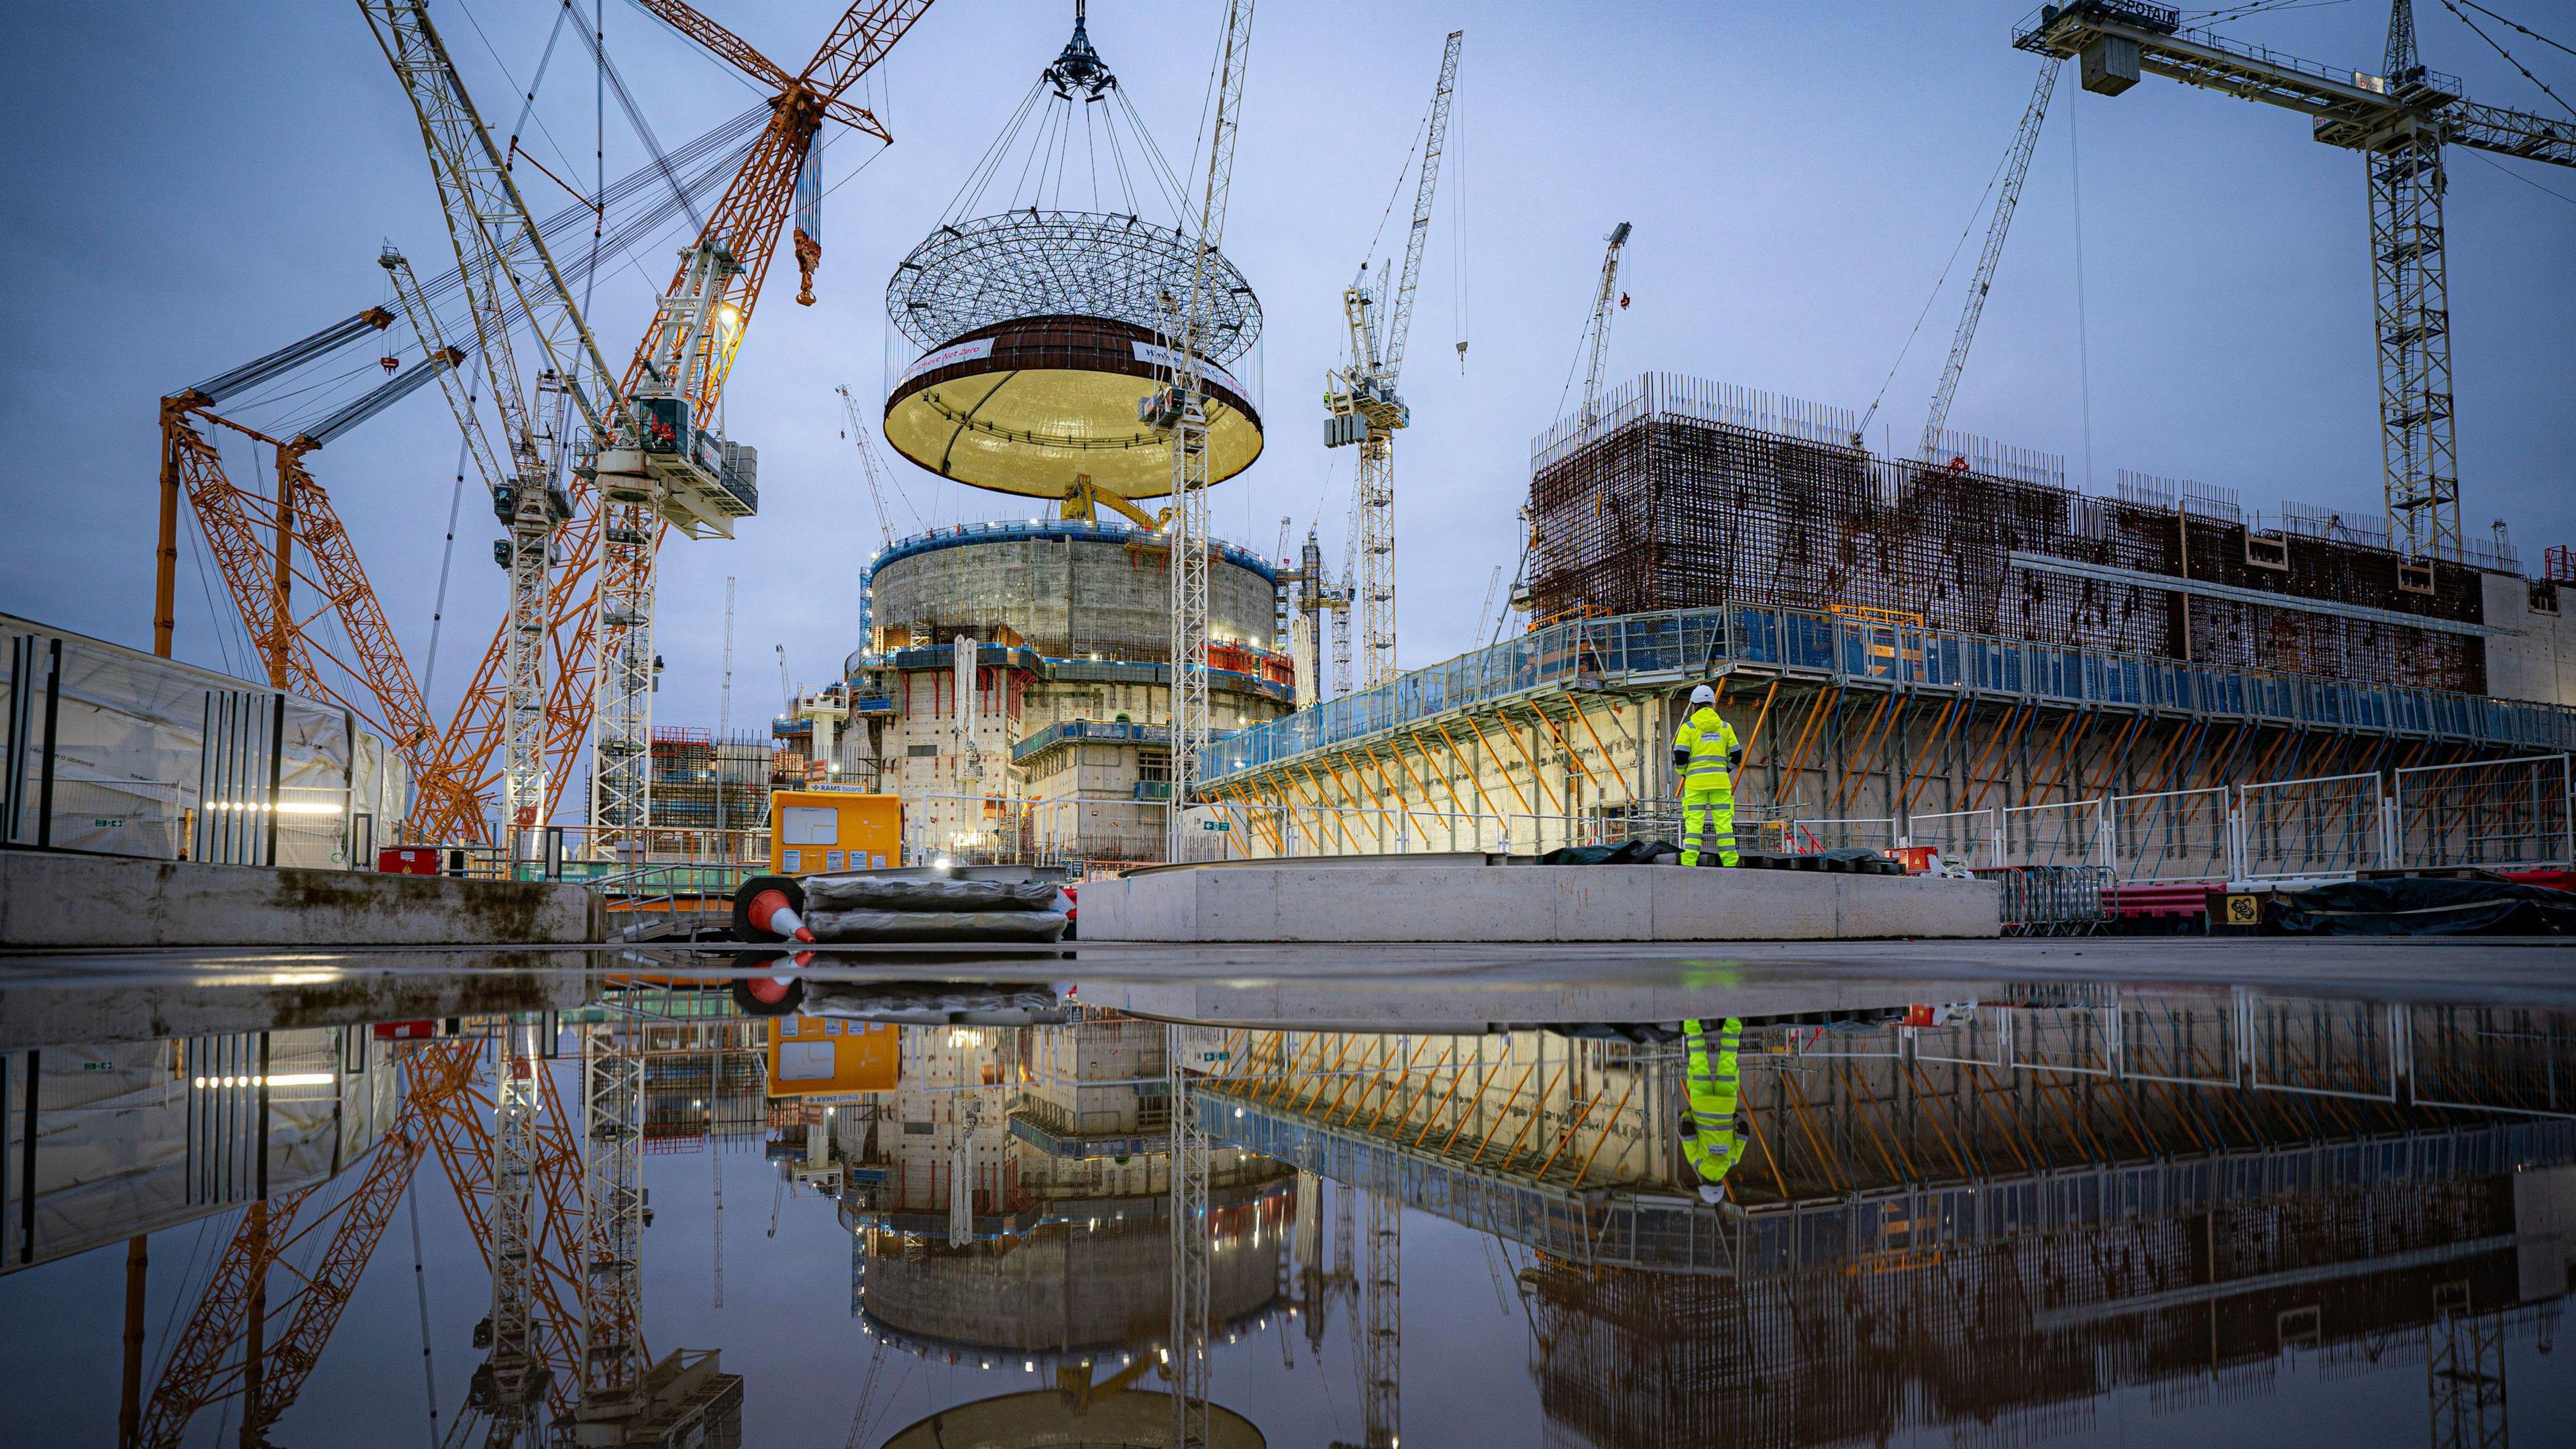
[202,800,347,815]
[192,1072,335,1088]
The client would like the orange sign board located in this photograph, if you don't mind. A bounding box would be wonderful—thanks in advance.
[771,790,903,877]
[767,1016,901,1097]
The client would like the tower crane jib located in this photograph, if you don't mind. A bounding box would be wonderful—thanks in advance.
[1575,220,1632,431]
[2012,0,2575,561]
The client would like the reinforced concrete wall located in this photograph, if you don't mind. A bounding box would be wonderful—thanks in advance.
[870,526,1277,663]
[1523,375,2557,697]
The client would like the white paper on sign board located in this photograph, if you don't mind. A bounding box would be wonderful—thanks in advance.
[780,1040,835,1081]
[782,806,839,845]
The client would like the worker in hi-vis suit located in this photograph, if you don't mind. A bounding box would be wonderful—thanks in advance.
[1674,684,1741,867]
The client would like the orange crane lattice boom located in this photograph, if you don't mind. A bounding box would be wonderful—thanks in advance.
[406,0,936,844]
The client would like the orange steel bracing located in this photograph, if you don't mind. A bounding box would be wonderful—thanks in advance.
[1829,692,1896,814]
[138,1040,480,1449]
[406,0,936,843]
[1896,696,1965,817]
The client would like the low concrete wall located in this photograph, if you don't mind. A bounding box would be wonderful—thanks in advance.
[1079,863,1998,943]
[0,851,598,949]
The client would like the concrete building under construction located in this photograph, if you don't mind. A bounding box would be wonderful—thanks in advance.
[1523,376,2569,698]
[804,520,1293,866]
[1197,374,2576,879]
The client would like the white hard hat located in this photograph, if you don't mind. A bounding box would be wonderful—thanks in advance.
[1689,684,1716,706]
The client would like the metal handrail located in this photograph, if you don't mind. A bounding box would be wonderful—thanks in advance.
[1206,601,2576,784]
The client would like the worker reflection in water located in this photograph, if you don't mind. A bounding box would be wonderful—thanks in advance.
[1680,1016,1747,1207]
[1674,684,1741,867]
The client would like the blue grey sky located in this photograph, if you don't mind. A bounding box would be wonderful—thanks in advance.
[4,0,2571,759]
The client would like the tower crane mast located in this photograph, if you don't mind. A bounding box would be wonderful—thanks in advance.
[359,0,626,854]
[1149,10,1256,1448]
[2013,0,2575,561]
[1327,31,1462,690]
[1159,0,1256,869]
[405,0,936,850]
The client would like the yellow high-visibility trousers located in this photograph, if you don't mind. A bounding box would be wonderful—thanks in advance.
[1682,786,1737,867]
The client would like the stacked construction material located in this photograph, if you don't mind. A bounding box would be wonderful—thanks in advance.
[794,873,1071,943]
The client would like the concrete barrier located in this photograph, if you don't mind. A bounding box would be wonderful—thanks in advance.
[1077,861,1998,943]
[0,851,598,949]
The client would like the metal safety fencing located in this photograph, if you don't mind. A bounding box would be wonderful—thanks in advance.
[1784,815,1902,855]
[549,753,2571,887]
[1904,808,2003,869]
[2239,771,2384,880]
[1976,864,2116,935]
[2004,798,2110,871]
[2392,754,2574,872]
[2110,787,2233,883]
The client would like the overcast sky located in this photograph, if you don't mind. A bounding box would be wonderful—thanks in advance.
[4,0,2571,758]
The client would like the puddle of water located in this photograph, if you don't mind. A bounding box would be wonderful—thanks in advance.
[2,947,2571,1446]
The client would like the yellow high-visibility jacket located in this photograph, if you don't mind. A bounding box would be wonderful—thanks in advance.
[1676,706,1740,793]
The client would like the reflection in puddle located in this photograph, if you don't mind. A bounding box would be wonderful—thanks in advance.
[0,966,2569,1446]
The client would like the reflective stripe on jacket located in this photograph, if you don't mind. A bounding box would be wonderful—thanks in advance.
[1681,1016,1745,1183]
[1676,706,1739,791]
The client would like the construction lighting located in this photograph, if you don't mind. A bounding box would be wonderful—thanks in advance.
[194,1072,333,1088]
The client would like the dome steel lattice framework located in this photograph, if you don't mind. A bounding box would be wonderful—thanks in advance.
[887,209,1261,364]
[878,4,1265,503]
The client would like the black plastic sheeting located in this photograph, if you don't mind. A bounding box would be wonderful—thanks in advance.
[1538,839,1681,865]
[801,981,1072,1026]
[806,907,1069,943]
[2271,877,2576,936]
[802,876,1064,912]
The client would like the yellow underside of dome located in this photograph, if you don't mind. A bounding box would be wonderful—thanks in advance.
[885,367,1263,500]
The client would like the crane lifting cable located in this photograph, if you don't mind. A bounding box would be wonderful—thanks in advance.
[192,103,764,444]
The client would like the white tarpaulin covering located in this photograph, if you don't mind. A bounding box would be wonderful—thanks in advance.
[1,613,409,867]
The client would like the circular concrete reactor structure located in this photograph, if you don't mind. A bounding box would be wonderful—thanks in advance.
[867,521,1280,665]
[859,1192,1286,1355]
[879,1389,1264,1449]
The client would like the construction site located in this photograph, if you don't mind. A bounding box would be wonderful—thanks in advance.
[3,0,2575,1446]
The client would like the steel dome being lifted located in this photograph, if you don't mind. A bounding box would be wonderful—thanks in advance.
[882,3,1263,514]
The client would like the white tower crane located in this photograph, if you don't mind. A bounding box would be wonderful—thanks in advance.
[1327,31,1464,690]
[1155,0,1256,869]
[360,0,624,857]
[2015,0,2576,559]
[1148,15,1256,1446]
[1570,221,1632,430]
[835,383,900,549]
